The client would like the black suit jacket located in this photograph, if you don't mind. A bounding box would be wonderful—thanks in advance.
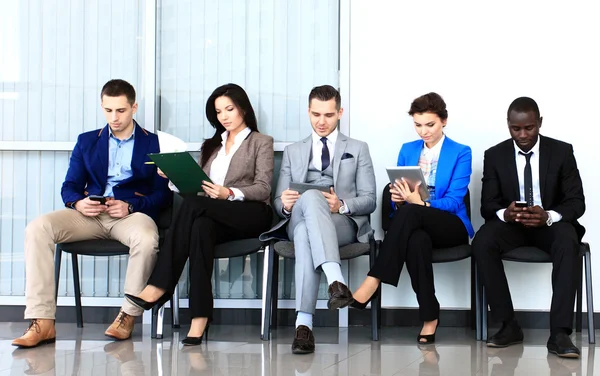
[480,135,586,239]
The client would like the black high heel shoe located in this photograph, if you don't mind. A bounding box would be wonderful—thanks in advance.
[349,294,375,310]
[125,292,170,311]
[182,325,210,346]
[417,320,440,344]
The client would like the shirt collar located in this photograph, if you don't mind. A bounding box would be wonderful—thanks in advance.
[423,134,445,154]
[108,123,136,141]
[513,135,540,156]
[220,126,251,144]
[312,128,339,145]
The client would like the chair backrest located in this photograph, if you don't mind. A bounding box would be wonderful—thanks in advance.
[380,185,471,231]
[271,151,283,201]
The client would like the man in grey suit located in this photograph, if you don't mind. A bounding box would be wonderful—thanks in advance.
[272,85,376,354]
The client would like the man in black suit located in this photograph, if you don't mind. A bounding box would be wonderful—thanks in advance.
[473,97,585,358]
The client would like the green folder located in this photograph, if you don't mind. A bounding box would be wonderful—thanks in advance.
[148,152,212,194]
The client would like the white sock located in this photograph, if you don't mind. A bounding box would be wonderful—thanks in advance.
[320,262,345,286]
[295,311,313,330]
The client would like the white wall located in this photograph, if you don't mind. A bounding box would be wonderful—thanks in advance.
[347,0,600,311]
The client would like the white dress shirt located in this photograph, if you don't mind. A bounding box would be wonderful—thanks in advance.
[311,129,338,171]
[496,136,562,222]
[208,126,252,201]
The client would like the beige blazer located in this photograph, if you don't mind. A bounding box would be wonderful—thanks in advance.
[201,131,274,205]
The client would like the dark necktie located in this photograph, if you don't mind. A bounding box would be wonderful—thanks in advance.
[321,137,330,171]
[519,151,534,206]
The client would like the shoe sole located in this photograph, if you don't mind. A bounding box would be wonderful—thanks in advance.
[105,334,131,341]
[13,337,56,348]
[486,340,523,348]
[327,297,354,310]
[548,349,581,358]
[292,348,315,355]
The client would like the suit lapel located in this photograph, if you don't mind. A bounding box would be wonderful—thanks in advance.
[406,140,423,167]
[300,135,312,182]
[333,133,348,186]
[505,141,520,200]
[129,123,150,181]
[434,138,452,196]
[96,125,110,185]
[538,136,550,203]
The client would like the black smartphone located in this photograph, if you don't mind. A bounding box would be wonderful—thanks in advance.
[515,201,528,208]
[89,195,107,205]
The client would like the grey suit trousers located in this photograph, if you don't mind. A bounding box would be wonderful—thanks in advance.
[287,190,357,314]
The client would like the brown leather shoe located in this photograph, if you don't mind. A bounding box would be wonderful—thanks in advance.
[327,281,354,310]
[105,310,135,340]
[12,319,56,348]
[292,325,315,354]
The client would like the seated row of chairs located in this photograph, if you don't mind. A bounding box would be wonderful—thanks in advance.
[53,152,595,343]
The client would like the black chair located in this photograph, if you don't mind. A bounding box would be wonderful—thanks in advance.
[380,186,481,339]
[261,231,380,341]
[54,195,180,329]
[480,243,595,343]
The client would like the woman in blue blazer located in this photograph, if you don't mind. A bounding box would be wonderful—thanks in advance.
[351,93,473,344]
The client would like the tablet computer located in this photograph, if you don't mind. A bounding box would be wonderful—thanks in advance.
[148,152,212,194]
[386,166,430,201]
[289,182,331,194]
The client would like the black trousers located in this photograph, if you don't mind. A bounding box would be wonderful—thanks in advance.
[147,196,272,319]
[369,204,468,321]
[472,219,579,333]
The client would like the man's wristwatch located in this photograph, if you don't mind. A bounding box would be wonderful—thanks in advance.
[227,188,235,200]
[546,211,553,226]
[338,200,347,215]
[128,203,134,214]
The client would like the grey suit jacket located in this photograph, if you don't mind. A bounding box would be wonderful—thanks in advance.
[265,132,376,243]
[202,131,274,205]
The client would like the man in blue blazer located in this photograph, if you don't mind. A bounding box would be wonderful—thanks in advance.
[13,79,171,348]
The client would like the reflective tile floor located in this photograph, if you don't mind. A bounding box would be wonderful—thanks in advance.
[0,323,595,375]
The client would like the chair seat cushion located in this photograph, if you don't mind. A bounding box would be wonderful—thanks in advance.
[432,244,472,263]
[57,239,129,256]
[215,239,263,259]
[501,247,551,262]
[274,241,370,260]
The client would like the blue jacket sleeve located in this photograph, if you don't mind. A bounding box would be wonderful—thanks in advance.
[61,134,89,206]
[429,146,472,214]
[391,146,408,211]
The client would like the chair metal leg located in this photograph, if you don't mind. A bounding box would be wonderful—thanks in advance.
[261,243,274,340]
[155,305,165,339]
[481,285,488,341]
[283,258,293,299]
[151,305,158,339]
[576,254,583,332]
[54,246,62,302]
[470,257,477,330]
[172,284,180,328]
[475,263,482,341]
[583,244,595,344]
[369,237,380,341]
[71,253,83,328]
[271,252,280,328]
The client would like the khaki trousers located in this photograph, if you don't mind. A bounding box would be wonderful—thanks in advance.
[24,209,159,319]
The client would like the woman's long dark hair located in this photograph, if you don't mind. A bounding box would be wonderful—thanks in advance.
[200,83,259,167]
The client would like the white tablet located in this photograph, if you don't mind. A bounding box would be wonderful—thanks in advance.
[386,166,430,201]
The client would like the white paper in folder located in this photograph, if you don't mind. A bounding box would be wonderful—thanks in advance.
[157,130,188,153]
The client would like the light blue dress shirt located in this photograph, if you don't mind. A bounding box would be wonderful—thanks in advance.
[103,127,135,197]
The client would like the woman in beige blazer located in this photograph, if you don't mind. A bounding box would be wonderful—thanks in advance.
[126,83,274,346]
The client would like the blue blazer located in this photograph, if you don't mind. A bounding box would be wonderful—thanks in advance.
[61,123,171,220]
[397,136,474,237]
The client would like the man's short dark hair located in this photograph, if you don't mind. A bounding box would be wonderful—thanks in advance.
[101,79,136,105]
[507,97,540,119]
[308,85,341,110]
[408,92,448,120]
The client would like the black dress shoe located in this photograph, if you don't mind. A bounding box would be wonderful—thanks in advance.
[327,281,354,310]
[486,320,524,348]
[292,325,315,354]
[547,332,580,358]
[125,293,170,311]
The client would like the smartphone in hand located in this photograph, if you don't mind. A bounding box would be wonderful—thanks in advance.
[515,201,528,208]
[88,195,107,205]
